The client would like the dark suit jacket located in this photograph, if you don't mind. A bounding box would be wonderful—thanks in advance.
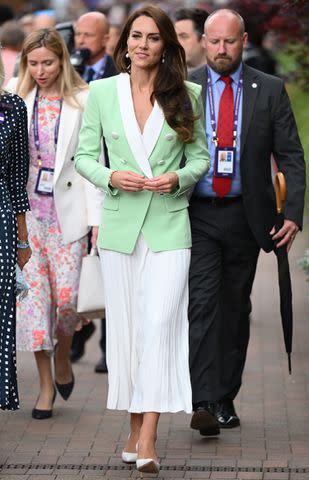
[99,54,118,80]
[189,63,306,252]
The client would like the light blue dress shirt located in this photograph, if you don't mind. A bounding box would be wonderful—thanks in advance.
[82,55,107,82]
[195,63,243,198]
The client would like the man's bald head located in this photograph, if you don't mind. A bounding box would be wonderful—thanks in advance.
[203,8,247,75]
[74,11,110,65]
[205,9,245,36]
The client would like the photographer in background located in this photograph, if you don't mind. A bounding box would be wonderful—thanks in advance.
[70,12,118,373]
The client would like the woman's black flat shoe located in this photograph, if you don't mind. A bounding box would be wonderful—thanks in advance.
[32,388,56,420]
[54,343,75,400]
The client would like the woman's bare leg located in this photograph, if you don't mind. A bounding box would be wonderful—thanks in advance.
[34,351,54,409]
[138,412,160,461]
[54,333,73,384]
[124,413,143,452]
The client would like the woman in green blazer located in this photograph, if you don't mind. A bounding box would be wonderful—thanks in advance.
[75,5,210,474]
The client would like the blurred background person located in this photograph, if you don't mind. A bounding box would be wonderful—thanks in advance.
[174,8,208,70]
[105,24,122,57]
[0,5,14,26]
[20,14,35,36]
[6,28,101,419]
[0,46,31,411]
[0,20,25,86]
[70,11,118,374]
[33,10,57,30]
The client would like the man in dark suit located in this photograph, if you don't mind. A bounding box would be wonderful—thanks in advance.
[70,12,118,372]
[189,8,305,436]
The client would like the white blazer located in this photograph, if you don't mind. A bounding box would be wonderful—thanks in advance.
[6,78,103,244]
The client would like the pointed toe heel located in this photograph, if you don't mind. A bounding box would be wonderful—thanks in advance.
[55,372,75,400]
[32,388,56,420]
[121,451,138,463]
[54,343,75,400]
[136,458,160,474]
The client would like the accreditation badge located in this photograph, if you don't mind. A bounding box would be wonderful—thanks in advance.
[214,147,236,178]
[35,167,54,196]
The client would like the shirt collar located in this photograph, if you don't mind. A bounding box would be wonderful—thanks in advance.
[86,54,107,75]
[207,62,243,85]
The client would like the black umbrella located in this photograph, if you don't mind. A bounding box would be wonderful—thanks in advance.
[274,172,293,374]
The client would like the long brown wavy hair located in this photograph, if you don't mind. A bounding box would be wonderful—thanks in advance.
[114,5,196,143]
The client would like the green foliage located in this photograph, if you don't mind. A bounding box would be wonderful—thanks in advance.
[287,83,309,210]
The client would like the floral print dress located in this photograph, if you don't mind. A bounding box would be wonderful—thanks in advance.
[16,95,87,352]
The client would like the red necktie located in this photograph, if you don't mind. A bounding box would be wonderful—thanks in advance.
[212,76,234,197]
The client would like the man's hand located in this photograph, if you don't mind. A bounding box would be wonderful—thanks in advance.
[143,172,179,193]
[270,219,299,252]
[110,170,145,191]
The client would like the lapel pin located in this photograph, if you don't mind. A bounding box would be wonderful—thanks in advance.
[252,83,257,88]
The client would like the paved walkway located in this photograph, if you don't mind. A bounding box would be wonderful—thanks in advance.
[0,224,308,480]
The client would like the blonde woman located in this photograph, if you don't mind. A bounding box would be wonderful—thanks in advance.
[7,29,101,419]
[0,47,31,411]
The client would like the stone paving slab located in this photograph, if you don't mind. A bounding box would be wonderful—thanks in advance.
[0,225,308,480]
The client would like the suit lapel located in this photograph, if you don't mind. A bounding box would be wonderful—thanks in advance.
[103,55,118,78]
[240,65,260,158]
[54,100,77,183]
[25,87,37,133]
[190,66,207,111]
[117,73,154,178]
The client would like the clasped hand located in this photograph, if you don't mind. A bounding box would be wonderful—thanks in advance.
[110,170,179,193]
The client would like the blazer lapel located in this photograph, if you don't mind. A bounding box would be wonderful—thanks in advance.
[117,73,153,178]
[25,87,37,133]
[240,65,260,158]
[54,100,77,183]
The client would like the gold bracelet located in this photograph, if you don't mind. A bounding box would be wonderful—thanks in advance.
[108,170,117,188]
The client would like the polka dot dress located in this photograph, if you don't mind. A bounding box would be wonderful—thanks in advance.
[0,92,30,410]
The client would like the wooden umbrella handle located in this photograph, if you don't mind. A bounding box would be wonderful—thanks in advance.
[275,172,286,213]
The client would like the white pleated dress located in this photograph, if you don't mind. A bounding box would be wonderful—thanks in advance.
[99,74,192,414]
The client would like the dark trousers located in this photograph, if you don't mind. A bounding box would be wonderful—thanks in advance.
[189,197,260,405]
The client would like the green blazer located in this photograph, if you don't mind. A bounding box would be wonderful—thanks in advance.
[75,73,210,253]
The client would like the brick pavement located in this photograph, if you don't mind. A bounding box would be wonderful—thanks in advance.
[0,224,308,480]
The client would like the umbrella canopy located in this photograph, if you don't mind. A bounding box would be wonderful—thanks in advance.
[274,172,293,374]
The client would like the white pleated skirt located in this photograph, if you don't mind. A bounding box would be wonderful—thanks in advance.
[99,235,192,413]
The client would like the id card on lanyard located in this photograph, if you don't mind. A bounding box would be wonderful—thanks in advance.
[207,68,243,179]
[33,92,62,196]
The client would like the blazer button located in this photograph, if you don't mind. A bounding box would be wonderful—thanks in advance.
[157,160,165,165]
[121,159,127,164]
[71,156,74,161]
[165,134,174,141]
[67,181,72,187]
[111,132,119,140]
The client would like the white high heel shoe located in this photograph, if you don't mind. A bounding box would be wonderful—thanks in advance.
[121,437,138,463]
[121,450,138,463]
[136,458,160,474]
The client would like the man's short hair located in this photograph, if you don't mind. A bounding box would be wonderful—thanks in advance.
[174,8,209,39]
